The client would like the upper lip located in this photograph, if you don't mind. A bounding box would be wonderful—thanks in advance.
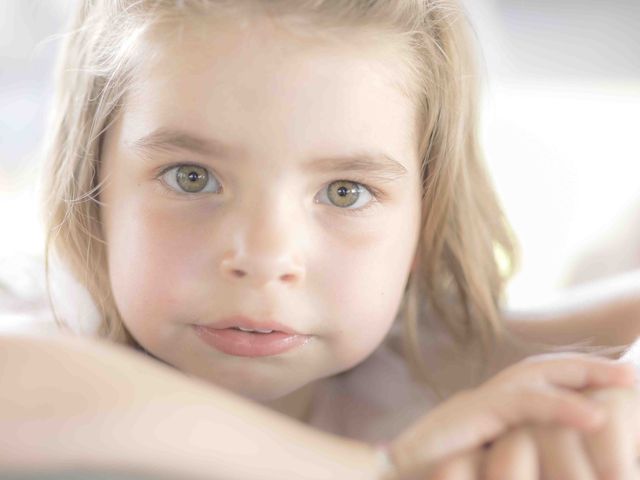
[198,315,302,335]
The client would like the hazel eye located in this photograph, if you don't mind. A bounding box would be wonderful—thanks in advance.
[161,165,221,194]
[317,180,374,209]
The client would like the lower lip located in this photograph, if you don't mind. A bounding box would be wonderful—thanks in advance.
[192,326,312,357]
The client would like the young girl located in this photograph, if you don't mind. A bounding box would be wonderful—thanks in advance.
[2,0,640,479]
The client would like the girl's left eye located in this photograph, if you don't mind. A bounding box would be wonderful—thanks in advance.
[158,164,222,194]
[315,180,376,211]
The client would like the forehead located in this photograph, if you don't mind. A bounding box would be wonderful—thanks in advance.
[121,15,419,170]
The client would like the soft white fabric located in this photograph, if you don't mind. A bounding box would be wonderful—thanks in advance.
[0,253,100,337]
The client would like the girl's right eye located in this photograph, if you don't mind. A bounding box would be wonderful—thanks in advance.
[159,164,222,195]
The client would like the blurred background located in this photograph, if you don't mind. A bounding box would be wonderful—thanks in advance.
[0,0,639,308]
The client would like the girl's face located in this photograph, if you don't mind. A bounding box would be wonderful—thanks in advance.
[99,18,422,403]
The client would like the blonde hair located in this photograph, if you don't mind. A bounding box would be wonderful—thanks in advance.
[41,0,619,397]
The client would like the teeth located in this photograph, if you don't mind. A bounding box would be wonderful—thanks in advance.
[235,327,274,333]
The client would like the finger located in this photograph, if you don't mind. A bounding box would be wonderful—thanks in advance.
[389,385,607,477]
[516,355,637,391]
[426,449,483,480]
[489,384,609,432]
[388,363,635,480]
[586,386,640,458]
[583,389,637,480]
[531,425,597,480]
[483,427,538,480]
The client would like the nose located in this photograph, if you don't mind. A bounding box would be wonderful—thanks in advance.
[219,205,306,288]
[221,254,305,288]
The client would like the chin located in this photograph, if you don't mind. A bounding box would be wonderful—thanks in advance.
[187,368,292,400]
[235,382,300,403]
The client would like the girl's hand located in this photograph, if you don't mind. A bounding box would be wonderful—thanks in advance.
[577,386,640,479]
[424,429,537,480]
[524,386,640,480]
[433,386,640,480]
[386,354,636,480]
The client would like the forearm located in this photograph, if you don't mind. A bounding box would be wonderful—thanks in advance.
[504,269,640,351]
[0,334,382,480]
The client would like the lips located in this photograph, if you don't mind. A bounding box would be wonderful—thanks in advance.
[200,315,301,335]
[192,325,311,357]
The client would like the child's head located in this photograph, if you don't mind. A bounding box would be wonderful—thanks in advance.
[42,0,517,398]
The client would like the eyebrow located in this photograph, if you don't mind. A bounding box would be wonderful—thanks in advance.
[129,127,408,181]
[129,127,244,158]
[305,153,408,182]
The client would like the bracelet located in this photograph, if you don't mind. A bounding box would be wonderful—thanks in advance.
[374,442,400,480]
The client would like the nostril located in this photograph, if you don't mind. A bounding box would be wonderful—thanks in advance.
[221,256,304,285]
[280,273,297,283]
[232,269,247,278]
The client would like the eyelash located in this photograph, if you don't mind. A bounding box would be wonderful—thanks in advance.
[154,163,384,216]
[319,179,383,217]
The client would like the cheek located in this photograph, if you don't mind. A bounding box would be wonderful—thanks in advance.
[318,223,415,366]
[320,205,418,312]
[104,199,214,341]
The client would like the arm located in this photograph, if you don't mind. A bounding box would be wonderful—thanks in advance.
[0,334,382,480]
[503,269,640,355]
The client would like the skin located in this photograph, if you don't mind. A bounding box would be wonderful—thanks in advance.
[98,16,422,420]
[385,353,637,479]
[432,387,640,480]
